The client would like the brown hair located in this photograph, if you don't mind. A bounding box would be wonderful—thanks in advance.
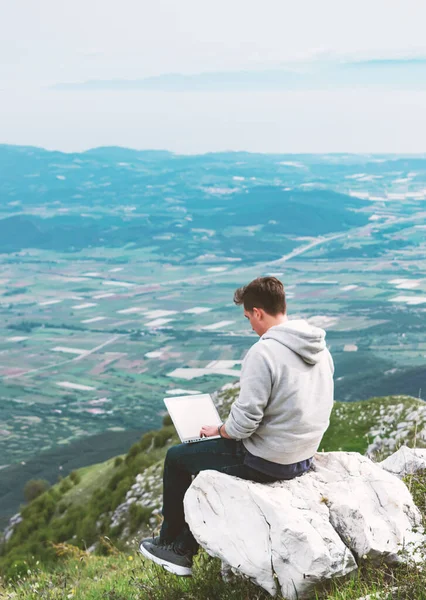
[233,277,286,316]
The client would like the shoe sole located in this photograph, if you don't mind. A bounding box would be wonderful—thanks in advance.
[138,542,193,577]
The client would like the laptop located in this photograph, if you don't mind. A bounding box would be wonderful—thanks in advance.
[164,393,223,443]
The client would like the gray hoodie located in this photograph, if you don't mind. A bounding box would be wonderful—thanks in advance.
[224,319,334,464]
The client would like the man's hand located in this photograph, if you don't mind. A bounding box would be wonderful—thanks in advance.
[199,425,219,438]
[200,424,232,439]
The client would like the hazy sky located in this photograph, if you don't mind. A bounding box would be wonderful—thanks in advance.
[1,0,426,153]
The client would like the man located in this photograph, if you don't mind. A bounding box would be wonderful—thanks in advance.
[139,276,334,576]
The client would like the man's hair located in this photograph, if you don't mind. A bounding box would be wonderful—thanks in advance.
[233,277,286,316]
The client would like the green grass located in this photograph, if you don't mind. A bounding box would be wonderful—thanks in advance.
[0,545,272,600]
[2,498,426,600]
[320,395,421,454]
[59,455,126,508]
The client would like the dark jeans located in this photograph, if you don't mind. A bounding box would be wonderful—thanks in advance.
[159,438,284,555]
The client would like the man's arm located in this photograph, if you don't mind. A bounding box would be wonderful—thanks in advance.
[219,423,232,438]
[223,346,273,439]
[200,345,273,439]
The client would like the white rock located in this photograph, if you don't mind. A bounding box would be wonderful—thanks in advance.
[315,453,422,562]
[2,512,22,543]
[379,445,426,478]
[366,444,377,455]
[355,588,399,600]
[383,415,395,424]
[395,431,409,442]
[186,469,355,597]
[406,410,422,421]
[397,422,410,430]
[184,452,424,600]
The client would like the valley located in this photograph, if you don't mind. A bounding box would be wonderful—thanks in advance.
[0,146,426,518]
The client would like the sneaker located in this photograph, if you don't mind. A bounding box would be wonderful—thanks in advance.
[138,536,193,576]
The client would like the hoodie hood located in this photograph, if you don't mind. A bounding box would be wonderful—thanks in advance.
[261,319,326,365]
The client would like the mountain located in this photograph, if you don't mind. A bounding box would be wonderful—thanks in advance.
[0,145,370,255]
[50,58,426,92]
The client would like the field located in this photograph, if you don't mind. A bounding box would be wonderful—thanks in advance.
[1,220,426,467]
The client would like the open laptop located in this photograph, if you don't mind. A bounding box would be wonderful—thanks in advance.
[164,393,223,443]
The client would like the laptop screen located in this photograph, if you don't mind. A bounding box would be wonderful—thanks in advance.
[164,394,222,441]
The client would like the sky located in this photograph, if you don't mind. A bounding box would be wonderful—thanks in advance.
[1,0,426,153]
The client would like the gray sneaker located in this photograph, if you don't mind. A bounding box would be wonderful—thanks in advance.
[138,536,193,576]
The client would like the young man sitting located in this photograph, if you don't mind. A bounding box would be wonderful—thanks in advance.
[139,276,334,576]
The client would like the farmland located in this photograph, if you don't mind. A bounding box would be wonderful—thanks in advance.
[1,146,426,519]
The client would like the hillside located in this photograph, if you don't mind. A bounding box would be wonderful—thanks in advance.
[2,391,426,599]
[2,386,426,593]
[0,428,145,532]
[0,145,370,256]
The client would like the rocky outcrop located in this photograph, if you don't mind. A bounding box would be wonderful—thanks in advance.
[184,451,424,600]
[2,513,22,543]
[365,398,426,457]
[110,461,163,534]
[379,445,426,478]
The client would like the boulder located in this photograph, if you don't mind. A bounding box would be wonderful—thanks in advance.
[184,451,424,599]
[379,445,426,478]
[2,512,22,543]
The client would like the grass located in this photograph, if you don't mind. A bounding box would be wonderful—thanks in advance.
[2,520,426,600]
[59,455,125,508]
[0,542,272,600]
[320,395,422,454]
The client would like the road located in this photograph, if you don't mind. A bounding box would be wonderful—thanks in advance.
[2,335,121,380]
[128,230,350,294]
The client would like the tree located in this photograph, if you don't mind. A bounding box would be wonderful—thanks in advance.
[23,479,50,503]
[69,471,81,485]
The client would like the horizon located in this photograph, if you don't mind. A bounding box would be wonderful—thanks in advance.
[3,142,426,159]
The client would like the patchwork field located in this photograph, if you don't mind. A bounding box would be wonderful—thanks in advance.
[1,147,426,502]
